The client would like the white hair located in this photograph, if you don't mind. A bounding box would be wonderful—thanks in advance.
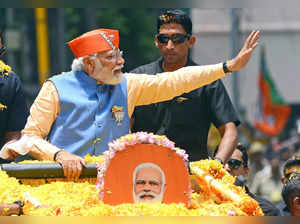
[132,163,166,203]
[71,54,98,71]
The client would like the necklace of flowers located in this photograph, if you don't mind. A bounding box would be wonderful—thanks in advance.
[0,60,11,77]
[96,132,189,200]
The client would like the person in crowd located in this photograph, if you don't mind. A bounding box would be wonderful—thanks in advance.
[247,141,268,189]
[132,163,166,203]
[250,150,282,204]
[130,9,240,163]
[214,143,281,216]
[280,173,300,216]
[0,33,29,163]
[277,156,300,215]
[1,28,259,180]
[281,156,300,184]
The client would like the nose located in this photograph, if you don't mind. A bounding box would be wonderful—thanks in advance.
[143,188,151,193]
[166,39,175,49]
[117,54,125,66]
[142,182,152,191]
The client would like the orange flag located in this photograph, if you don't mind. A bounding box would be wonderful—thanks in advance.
[254,47,291,136]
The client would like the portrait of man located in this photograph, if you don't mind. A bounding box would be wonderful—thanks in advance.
[132,162,166,203]
[102,144,190,205]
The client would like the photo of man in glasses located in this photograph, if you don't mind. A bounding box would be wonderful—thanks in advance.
[214,143,281,216]
[130,9,240,163]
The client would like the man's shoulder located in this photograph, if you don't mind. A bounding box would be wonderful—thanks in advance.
[189,79,226,97]
[276,202,291,216]
[246,186,280,216]
[0,71,21,87]
[130,59,161,75]
[254,195,281,216]
[49,71,73,81]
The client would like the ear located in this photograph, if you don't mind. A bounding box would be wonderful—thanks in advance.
[281,176,286,184]
[83,56,93,67]
[187,35,196,48]
[154,35,159,48]
[293,196,300,209]
[83,56,95,74]
[244,167,250,178]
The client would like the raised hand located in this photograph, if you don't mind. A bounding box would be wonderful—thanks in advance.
[227,30,260,71]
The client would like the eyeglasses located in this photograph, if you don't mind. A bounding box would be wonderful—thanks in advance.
[109,49,123,61]
[227,159,244,169]
[100,49,123,62]
[156,33,190,45]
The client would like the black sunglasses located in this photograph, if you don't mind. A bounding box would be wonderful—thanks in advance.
[227,159,244,169]
[156,33,190,45]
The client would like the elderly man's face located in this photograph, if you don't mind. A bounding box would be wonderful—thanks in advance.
[88,48,124,85]
[134,167,163,203]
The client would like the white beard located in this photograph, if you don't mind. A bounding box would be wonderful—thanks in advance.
[133,191,164,204]
[92,59,123,85]
[106,68,123,85]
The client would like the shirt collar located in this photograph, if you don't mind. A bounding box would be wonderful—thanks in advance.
[75,70,99,87]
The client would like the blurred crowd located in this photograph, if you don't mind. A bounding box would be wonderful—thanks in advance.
[246,135,300,204]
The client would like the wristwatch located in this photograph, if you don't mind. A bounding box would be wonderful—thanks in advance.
[53,149,65,161]
[222,61,232,75]
[215,157,224,165]
[13,200,24,216]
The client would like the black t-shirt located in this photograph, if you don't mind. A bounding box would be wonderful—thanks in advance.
[245,186,281,216]
[0,71,29,150]
[130,58,240,161]
[276,202,291,216]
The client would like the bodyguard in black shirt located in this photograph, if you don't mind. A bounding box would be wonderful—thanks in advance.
[131,9,240,162]
[0,34,29,163]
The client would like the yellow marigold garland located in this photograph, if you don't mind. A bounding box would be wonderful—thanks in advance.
[190,160,264,216]
[0,60,11,77]
[0,156,264,216]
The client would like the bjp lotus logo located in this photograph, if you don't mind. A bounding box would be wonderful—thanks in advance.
[112,105,124,126]
[0,103,7,111]
[176,97,188,104]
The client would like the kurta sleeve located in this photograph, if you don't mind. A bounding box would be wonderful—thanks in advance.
[126,63,226,117]
[2,81,62,161]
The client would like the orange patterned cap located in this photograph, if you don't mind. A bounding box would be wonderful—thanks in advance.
[68,29,119,58]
